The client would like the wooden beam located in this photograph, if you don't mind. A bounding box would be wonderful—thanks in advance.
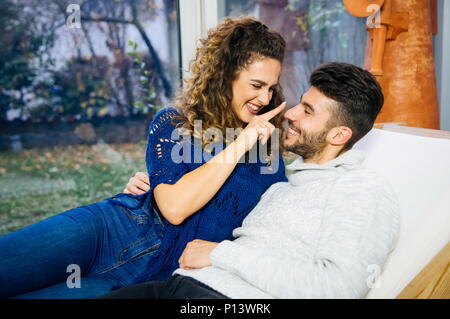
[376,123,450,140]
[397,242,450,299]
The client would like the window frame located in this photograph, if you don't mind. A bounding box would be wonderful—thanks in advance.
[178,0,220,79]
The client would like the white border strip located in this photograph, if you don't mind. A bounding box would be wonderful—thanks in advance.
[439,0,450,130]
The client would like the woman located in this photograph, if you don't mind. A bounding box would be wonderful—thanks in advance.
[0,17,288,298]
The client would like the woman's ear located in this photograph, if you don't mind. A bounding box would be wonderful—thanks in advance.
[327,126,352,146]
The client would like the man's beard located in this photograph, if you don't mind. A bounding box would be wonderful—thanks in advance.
[284,128,329,160]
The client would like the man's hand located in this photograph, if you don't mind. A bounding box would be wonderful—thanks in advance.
[123,172,150,195]
[178,239,219,270]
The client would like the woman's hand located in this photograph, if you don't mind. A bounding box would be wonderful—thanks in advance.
[235,102,286,153]
[178,239,219,270]
[123,172,150,195]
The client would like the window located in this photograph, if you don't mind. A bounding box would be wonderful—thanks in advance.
[216,0,367,106]
[0,0,181,234]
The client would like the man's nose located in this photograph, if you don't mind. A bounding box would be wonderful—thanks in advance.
[284,103,302,121]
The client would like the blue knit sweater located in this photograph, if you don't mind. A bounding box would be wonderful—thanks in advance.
[110,107,287,283]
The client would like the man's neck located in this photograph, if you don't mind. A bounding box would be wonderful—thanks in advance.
[303,146,346,165]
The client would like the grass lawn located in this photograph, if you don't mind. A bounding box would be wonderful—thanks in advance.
[0,142,298,236]
[0,141,147,236]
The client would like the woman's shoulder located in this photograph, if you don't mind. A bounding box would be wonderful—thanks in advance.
[149,106,182,134]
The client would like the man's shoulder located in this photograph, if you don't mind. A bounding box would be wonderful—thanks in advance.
[260,180,290,198]
[341,164,384,182]
[334,164,397,198]
[327,165,400,225]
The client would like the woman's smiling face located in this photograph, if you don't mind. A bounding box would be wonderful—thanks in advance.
[231,57,281,124]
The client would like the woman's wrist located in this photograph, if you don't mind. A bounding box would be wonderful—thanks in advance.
[207,138,247,165]
[225,138,249,163]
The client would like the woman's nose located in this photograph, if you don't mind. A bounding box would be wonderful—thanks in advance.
[257,89,271,106]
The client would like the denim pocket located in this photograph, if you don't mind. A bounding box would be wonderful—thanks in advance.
[95,234,161,275]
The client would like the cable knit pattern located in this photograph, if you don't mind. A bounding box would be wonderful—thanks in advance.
[175,150,401,298]
[118,107,288,283]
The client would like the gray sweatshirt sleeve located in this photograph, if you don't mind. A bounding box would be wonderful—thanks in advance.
[209,173,401,298]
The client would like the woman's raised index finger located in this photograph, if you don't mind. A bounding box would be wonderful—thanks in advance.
[259,102,286,121]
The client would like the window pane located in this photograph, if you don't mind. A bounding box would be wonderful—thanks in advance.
[0,0,181,235]
[218,0,367,106]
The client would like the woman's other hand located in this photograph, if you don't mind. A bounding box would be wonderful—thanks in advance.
[178,239,219,270]
[123,172,150,195]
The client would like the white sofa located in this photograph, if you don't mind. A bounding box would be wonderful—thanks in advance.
[353,126,450,298]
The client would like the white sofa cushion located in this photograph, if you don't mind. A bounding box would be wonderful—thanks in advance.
[353,128,450,298]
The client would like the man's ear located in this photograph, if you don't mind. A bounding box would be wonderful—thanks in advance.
[327,126,352,146]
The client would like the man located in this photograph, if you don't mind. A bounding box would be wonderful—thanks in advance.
[101,62,400,299]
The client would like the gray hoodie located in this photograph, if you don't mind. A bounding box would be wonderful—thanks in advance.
[175,150,401,298]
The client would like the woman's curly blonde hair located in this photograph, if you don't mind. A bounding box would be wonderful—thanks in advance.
[173,16,286,150]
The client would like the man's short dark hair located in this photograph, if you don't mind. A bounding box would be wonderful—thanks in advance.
[310,62,384,150]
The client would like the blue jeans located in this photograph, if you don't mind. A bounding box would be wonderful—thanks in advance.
[0,195,164,299]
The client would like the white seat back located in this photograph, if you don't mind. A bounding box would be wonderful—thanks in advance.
[353,128,450,298]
